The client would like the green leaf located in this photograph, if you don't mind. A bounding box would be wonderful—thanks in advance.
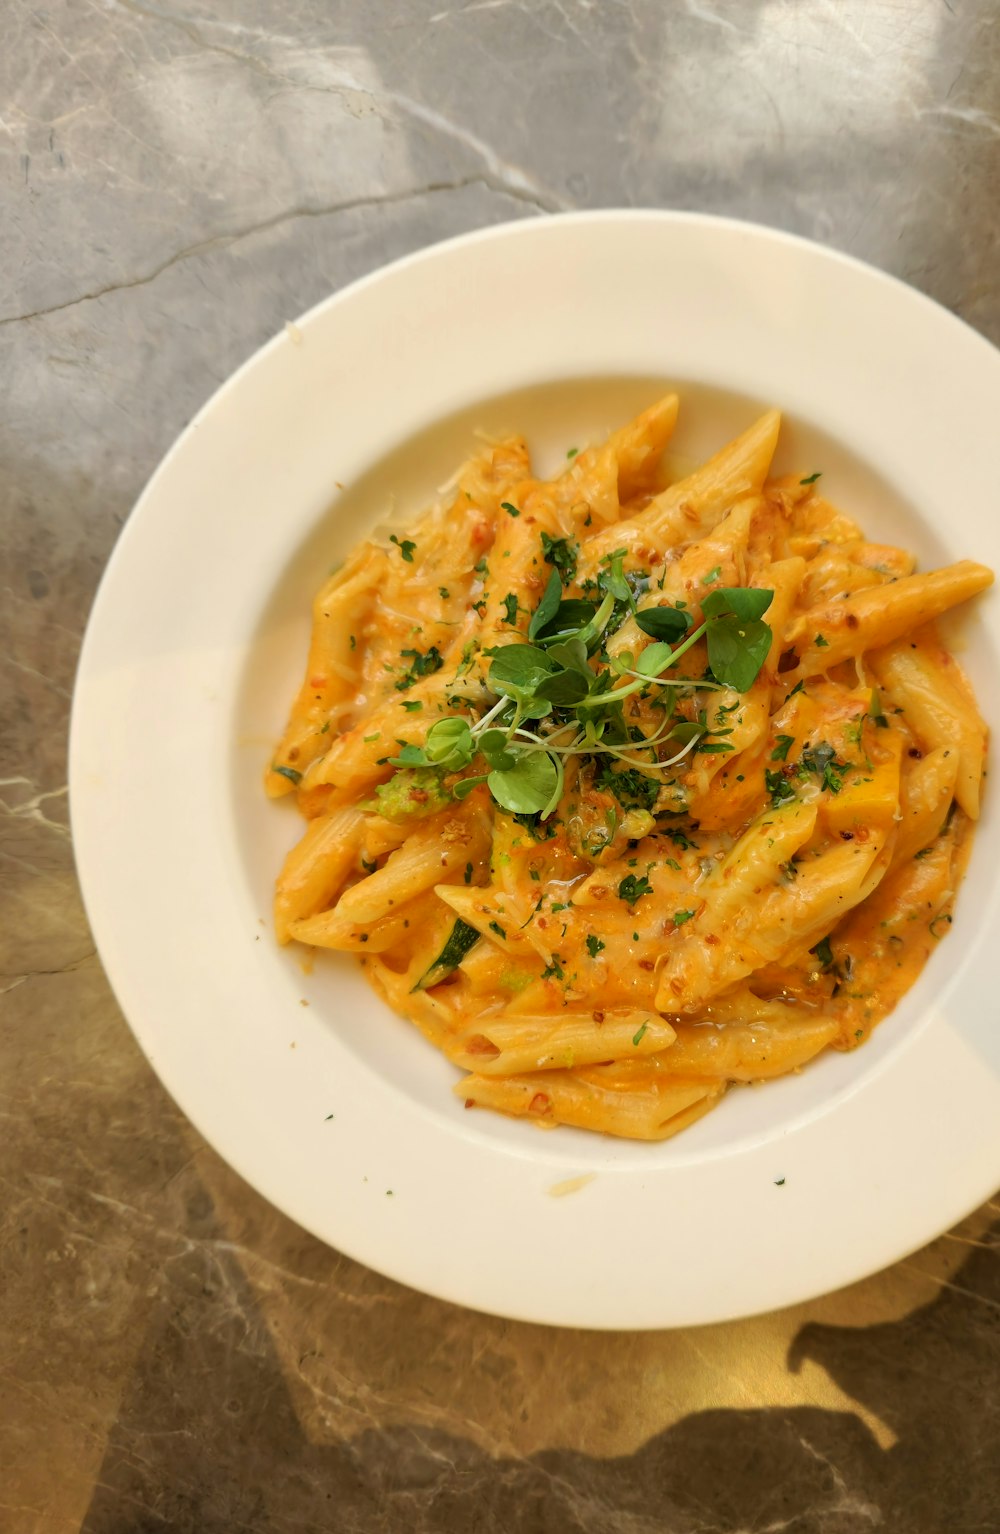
[488,642,555,698]
[771,734,794,761]
[527,568,564,641]
[411,919,481,991]
[534,600,598,643]
[390,743,430,767]
[706,616,772,691]
[673,909,695,925]
[599,549,632,605]
[389,535,416,562]
[501,592,519,626]
[501,500,520,517]
[519,697,554,720]
[701,586,774,621]
[546,636,591,676]
[636,606,691,641]
[478,728,516,770]
[586,935,605,958]
[487,749,560,815]
[636,641,676,678]
[535,667,591,705]
[424,717,475,770]
[453,774,489,800]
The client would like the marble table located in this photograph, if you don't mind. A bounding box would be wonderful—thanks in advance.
[2,2,998,1529]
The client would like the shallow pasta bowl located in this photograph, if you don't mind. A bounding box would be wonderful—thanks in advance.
[70,211,1000,1329]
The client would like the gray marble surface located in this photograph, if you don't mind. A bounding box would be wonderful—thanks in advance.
[2,2,999,1530]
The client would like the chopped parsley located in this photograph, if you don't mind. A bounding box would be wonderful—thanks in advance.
[800,472,822,486]
[540,532,579,584]
[401,700,423,712]
[501,592,519,626]
[272,764,302,785]
[586,935,605,958]
[488,920,507,940]
[389,535,416,562]
[771,734,794,762]
[501,501,520,517]
[765,769,797,807]
[672,909,695,926]
[395,645,444,691]
[632,1021,649,1046]
[814,633,830,649]
[618,873,653,905]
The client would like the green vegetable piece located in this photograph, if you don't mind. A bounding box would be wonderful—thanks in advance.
[389,535,416,562]
[272,764,302,785]
[411,919,481,991]
[375,768,452,822]
[771,734,794,761]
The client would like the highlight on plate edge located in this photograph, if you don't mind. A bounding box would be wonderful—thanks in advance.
[264,393,993,1142]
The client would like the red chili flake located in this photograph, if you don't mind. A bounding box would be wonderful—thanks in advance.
[592,1010,605,1024]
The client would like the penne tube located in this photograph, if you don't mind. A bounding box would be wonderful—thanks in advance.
[889,746,959,868]
[266,547,387,796]
[274,806,366,943]
[334,809,490,925]
[458,1067,723,1141]
[448,1009,675,1075]
[870,631,987,819]
[789,560,993,676]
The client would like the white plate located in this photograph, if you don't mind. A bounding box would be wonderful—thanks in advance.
[70,212,1000,1329]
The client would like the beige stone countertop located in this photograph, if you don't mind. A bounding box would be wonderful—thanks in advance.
[2,2,998,1529]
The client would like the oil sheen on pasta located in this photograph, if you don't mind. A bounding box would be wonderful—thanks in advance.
[266,393,992,1141]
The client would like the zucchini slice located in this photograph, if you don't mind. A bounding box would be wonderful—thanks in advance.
[412,918,481,992]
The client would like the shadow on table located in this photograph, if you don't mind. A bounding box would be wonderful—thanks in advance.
[80,1210,1000,1534]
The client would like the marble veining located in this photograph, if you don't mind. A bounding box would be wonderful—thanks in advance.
[2,0,999,1529]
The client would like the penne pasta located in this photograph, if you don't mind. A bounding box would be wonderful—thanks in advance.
[267,399,991,1141]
